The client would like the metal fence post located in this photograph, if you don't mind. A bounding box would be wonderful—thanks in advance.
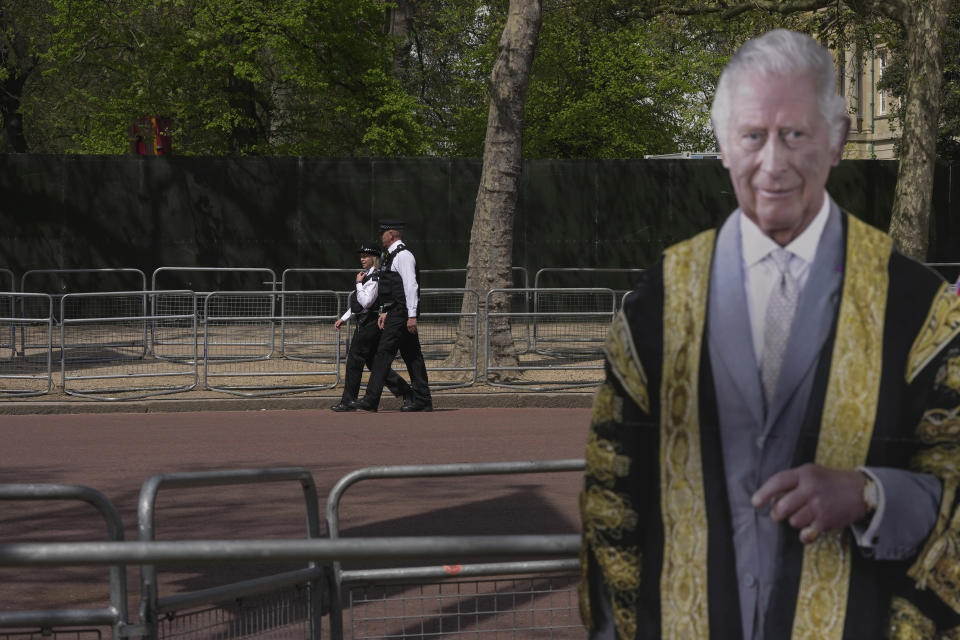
[0,484,130,638]
[137,468,325,640]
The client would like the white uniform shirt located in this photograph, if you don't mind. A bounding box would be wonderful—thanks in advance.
[338,267,379,323]
[384,239,419,318]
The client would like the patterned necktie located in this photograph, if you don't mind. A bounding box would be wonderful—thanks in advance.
[760,248,798,407]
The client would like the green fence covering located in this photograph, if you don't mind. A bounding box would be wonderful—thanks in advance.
[0,155,956,290]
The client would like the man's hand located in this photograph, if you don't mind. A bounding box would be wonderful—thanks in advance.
[334,318,344,330]
[378,313,387,330]
[355,271,365,283]
[751,463,869,544]
[407,317,417,333]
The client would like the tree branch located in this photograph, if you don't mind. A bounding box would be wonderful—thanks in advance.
[647,0,904,24]
[643,0,834,20]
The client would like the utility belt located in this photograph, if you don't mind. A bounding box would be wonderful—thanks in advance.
[378,301,407,315]
[354,309,377,324]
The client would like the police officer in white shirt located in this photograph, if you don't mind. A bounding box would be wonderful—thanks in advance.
[331,242,412,412]
[350,220,432,412]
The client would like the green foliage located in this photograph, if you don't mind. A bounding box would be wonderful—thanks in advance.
[0,0,56,151]
[14,0,933,160]
[524,10,712,157]
[360,68,428,155]
[30,0,425,155]
[392,1,797,159]
[522,5,801,158]
[391,0,507,156]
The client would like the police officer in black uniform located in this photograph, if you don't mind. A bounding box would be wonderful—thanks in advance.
[350,220,432,412]
[331,241,412,412]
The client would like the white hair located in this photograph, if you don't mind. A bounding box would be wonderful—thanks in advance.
[711,29,849,149]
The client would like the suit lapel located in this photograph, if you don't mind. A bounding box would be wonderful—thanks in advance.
[766,202,844,426]
[708,212,765,428]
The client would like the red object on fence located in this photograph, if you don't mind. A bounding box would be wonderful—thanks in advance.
[129,116,172,155]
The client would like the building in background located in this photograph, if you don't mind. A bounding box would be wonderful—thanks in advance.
[838,45,901,160]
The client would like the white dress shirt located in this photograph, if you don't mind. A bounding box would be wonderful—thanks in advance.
[740,192,830,366]
[338,267,379,323]
[385,239,419,317]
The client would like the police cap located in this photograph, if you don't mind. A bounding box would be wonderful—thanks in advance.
[378,219,406,232]
[357,242,382,255]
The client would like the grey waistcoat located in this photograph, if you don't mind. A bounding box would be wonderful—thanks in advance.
[706,204,844,640]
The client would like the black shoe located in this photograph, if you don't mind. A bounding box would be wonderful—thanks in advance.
[400,400,433,412]
[349,399,378,412]
[330,402,356,412]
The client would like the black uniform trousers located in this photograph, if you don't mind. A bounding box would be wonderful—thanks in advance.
[341,312,412,403]
[361,307,431,407]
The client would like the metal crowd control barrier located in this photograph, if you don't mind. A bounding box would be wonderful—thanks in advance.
[0,269,13,293]
[0,628,103,639]
[60,291,198,401]
[151,268,278,295]
[203,290,340,396]
[0,484,129,638]
[285,268,530,292]
[532,270,639,358]
[485,288,613,390]
[0,293,53,397]
[19,269,148,359]
[150,268,278,341]
[280,289,344,363]
[147,292,201,366]
[410,288,479,389]
[420,267,529,290]
[534,267,642,308]
[0,271,13,359]
[137,468,326,640]
[280,270,354,335]
[281,268,360,293]
[325,459,586,640]
[0,537,579,567]
[200,290,278,363]
[21,268,148,301]
[0,534,581,640]
[416,269,532,355]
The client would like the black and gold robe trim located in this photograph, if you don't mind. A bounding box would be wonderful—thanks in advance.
[907,284,960,384]
[658,229,715,638]
[605,310,649,414]
[790,214,891,639]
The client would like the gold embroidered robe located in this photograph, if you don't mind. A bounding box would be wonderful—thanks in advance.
[580,213,960,640]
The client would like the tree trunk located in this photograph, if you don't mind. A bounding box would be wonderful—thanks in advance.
[387,0,414,39]
[886,0,950,260]
[445,0,542,381]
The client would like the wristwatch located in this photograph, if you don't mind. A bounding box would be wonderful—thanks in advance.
[860,471,879,516]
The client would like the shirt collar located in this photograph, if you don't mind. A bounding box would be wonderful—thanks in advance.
[740,191,831,268]
[386,239,403,252]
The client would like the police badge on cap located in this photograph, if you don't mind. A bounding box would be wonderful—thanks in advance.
[357,242,382,255]
[378,219,406,232]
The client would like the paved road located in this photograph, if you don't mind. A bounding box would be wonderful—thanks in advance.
[0,407,590,620]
